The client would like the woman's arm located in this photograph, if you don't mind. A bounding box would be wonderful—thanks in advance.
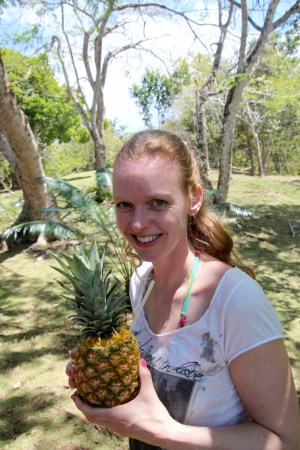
[69,340,300,450]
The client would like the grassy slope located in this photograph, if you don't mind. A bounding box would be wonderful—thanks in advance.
[0,172,299,449]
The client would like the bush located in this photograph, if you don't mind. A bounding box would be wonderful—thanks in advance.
[43,141,94,177]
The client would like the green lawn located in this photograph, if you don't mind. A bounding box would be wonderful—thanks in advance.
[0,171,299,448]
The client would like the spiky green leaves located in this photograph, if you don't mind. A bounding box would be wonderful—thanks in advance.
[52,239,129,337]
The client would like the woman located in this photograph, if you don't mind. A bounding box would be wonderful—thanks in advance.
[67,130,299,449]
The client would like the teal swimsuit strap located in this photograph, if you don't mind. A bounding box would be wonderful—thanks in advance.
[179,252,200,328]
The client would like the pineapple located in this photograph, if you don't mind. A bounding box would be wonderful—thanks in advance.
[52,239,140,407]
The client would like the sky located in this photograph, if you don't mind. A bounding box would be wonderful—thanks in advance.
[0,1,296,133]
[103,27,204,132]
[0,2,226,132]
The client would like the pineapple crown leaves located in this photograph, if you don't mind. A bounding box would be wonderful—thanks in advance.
[51,239,129,335]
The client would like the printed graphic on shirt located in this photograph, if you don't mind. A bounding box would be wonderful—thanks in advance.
[136,331,224,388]
[149,365,195,423]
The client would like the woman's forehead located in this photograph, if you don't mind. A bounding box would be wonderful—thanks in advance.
[112,153,185,195]
[114,152,178,174]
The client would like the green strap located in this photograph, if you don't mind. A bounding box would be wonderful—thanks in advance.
[181,252,200,316]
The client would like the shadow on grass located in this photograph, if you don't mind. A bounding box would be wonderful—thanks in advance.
[0,242,29,263]
[0,252,78,374]
[233,203,299,368]
[0,391,56,442]
[234,203,299,275]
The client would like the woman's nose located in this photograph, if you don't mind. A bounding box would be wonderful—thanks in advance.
[130,208,149,232]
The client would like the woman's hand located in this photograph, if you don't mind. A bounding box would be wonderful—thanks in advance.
[67,357,175,444]
[65,349,76,388]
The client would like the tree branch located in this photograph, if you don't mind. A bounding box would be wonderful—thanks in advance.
[51,35,90,131]
[272,2,300,30]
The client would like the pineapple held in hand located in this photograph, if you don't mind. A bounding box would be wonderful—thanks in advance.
[52,240,140,407]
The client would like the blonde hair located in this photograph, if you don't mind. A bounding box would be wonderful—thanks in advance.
[114,129,254,278]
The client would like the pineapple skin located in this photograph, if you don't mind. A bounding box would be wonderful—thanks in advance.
[74,326,141,407]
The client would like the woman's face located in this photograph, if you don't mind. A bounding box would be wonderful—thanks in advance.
[112,152,201,265]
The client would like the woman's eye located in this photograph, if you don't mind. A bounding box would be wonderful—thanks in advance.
[116,201,132,209]
[152,199,167,208]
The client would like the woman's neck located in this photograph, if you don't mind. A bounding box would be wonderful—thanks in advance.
[151,247,197,290]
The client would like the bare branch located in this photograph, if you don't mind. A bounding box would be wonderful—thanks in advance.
[59,3,90,113]
[237,0,248,72]
[83,30,95,89]
[51,35,90,130]
[272,1,300,30]
[101,38,148,86]
[245,0,280,69]
[228,0,263,31]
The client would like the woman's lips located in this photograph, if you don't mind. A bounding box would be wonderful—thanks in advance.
[133,234,162,244]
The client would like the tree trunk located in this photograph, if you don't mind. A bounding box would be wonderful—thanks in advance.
[245,100,264,177]
[249,122,264,177]
[0,57,56,224]
[91,124,106,171]
[217,81,247,202]
[194,1,234,192]
[0,133,23,188]
[195,88,213,190]
[216,0,290,202]
[243,121,255,176]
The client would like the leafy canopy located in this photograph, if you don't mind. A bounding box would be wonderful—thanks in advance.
[130,58,190,127]
[1,48,89,147]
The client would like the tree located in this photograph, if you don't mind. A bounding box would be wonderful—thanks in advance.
[234,40,300,175]
[0,56,55,227]
[47,1,197,169]
[1,48,87,149]
[0,47,90,195]
[195,1,234,190]
[243,98,264,177]
[216,0,300,202]
[3,1,299,200]
[3,1,209,170]
[131,59,190,128]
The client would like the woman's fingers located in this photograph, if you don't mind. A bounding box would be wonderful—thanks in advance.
[69,348,76,359]
[66,360,74,376]
[66,358,76,388]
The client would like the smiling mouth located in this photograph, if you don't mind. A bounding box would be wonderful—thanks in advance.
[135,234,162,243]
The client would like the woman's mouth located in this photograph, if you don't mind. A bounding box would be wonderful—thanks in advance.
[134,234,162,244]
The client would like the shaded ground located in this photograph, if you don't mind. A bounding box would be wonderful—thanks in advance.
[0,248,127,450]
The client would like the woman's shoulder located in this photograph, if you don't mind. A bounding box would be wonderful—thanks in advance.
[200,253,255,289]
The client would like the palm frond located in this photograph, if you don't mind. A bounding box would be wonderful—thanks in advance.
[1,221,82,241]
[204,189,252,217]
[214,203,253,217]
[1,177,131,283]
[38,177,132,283]
[38,177,101,221]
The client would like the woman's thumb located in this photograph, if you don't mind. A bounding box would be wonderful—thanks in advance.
[139,358,152,382]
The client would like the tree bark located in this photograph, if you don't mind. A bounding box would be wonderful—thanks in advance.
[195,89,213,190]
[218,81,248,200]
[0,56,55,225]
[245,101,264,177]
[242,120,255,176]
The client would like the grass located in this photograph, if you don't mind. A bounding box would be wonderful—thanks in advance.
[0,171,299,448]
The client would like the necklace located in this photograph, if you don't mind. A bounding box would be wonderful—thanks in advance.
[130,252,201,331]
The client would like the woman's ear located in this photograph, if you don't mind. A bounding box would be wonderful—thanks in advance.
[190,185,203,216]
